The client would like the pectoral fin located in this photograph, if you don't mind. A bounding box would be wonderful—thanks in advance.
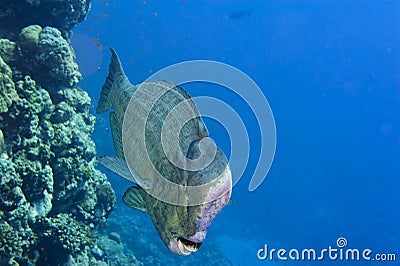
[97,156,153,189]
[97,156,137,183]
[123,186,147,213]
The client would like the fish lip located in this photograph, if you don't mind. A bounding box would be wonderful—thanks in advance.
[169,236,202,256]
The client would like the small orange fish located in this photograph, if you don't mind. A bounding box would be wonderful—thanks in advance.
[93,38,102,49]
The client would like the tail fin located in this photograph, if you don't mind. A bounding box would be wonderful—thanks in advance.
[96,48,125,114]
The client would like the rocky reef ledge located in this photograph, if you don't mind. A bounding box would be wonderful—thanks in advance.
[0,1,130,265]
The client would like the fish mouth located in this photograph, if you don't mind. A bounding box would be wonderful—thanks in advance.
[175,237,202,255]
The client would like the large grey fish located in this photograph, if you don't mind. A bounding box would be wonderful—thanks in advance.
[96,48,232,256]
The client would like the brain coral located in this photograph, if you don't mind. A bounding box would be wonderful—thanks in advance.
[18,25,42,54]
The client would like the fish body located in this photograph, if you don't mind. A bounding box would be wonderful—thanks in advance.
[97,49,232,255]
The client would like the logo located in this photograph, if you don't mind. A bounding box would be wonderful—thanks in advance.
[122,60,276,205]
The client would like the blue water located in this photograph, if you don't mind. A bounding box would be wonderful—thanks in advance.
[72,1,400,265]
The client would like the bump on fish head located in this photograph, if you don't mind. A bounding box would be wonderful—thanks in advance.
[164,139,232,256]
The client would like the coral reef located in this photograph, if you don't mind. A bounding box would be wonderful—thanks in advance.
[0,0,123,265]
[0,67,117,264]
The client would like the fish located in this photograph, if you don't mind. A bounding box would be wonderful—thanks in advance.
[96,48,232,256]
[93,38,102,49]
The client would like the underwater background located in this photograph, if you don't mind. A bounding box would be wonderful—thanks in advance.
[0,0,399,265]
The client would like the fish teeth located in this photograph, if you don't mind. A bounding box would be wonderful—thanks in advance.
[184,243,198,252]
[177,239,199,255]
[177,239,191,255]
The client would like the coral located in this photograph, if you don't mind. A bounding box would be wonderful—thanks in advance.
[0,39,20,63]
[16,26,82,89]
[29,213,141,266]
[96,235,141,266]
[4,75,55,218]
[18,25,42,54]
[35,27,82,88]
[0,159,38,265]
[45,86,115,224]
[0,55,18,113]
[32,213,91,264]
[0,220,38,265]
[0,0,91,40]
[0,158,24,213]
[0,0,120,263]
[13,75,54,117]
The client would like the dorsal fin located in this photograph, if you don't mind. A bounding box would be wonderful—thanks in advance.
[96,48,125,114]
